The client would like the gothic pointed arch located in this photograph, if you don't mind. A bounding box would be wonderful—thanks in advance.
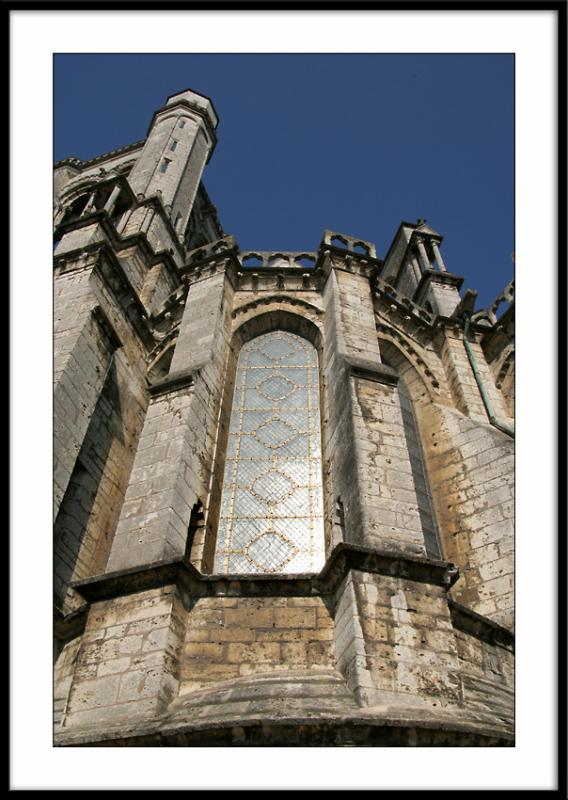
[199,310,327,575]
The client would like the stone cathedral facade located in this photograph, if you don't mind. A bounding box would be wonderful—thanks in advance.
[53,88,515,746]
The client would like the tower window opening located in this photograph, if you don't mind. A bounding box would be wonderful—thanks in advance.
[159,158,171,174]
[170,140,178,152]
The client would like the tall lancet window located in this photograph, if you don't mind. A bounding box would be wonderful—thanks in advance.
[214,331,325,575]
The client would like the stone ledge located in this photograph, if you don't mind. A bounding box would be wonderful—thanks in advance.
[54,711,514,748]
[344,354,399,385]
[148,368,196,396]
[72,542,459,606]
[448,598,514,649]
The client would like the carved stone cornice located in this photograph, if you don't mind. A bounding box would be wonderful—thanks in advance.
[318,249,381,284]
[53,139,145,171]
[236,270,322,293]
[373,278,436,328]
[180,253,241,291]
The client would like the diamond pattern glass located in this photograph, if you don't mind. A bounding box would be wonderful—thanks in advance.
[214,331,325,575]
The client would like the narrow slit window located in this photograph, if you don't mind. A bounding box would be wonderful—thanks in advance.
[159,158,171,174]
[170,140,178,152]
[214,331,325,575]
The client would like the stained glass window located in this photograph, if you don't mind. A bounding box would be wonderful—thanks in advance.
[214,331,325,575]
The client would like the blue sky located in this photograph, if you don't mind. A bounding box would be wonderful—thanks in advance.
[54,53,514,310]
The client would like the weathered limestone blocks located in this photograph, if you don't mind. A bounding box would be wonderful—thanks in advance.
[169,268,234,376]
[349,377,431,555]
[106,382,203,570]
[54,349,148,613]
[54,265,118,518]
[106,265,235,572]
[331,569,513,736]
[418,403,514,629]
[167,668,358,730]
[180,596,335,693]
[54,636,82,728]
[333,571,461,708]
[54,220,111,257]
[453,624,513,730]
[438,331,488,420]
[54,557,513,743]
[324,266,382,364]
[437,325,512,426]
[60,586,185,730]
[127,88,217,233]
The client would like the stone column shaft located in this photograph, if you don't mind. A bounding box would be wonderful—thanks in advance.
[410,256,422,283]
[431,240,447,272]
[416,240,431,272]
[103,183,122,216]
[80,191,97,216]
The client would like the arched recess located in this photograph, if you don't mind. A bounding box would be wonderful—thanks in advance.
[379,338,444,560]
[198,309,329,575]
[378,336,438,407]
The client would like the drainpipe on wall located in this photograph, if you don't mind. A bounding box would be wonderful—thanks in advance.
[463,316,515,439]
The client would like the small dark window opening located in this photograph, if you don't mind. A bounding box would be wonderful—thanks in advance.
[170,140,178,152]
[160,158,171,174]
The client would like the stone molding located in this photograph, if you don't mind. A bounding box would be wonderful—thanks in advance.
[55,711,514,748]
[448,598,514,647]
[54,140,145,171]
[178,251,241,290]
[231,294,324,319]
[148,367,196,397]
[72,543,460,608]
